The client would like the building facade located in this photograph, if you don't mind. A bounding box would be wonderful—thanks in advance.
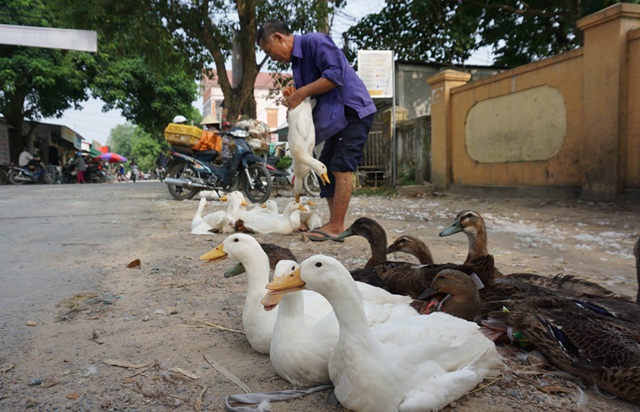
[200,71,288,136]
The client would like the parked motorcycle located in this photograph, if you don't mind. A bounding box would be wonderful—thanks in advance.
[85,161,108,183]
[8,160,52,185]
[164,128,272,202]
[130,164,139,182]
[266,155,321,197]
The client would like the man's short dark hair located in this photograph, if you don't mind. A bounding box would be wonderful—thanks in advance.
[257,20,292,45]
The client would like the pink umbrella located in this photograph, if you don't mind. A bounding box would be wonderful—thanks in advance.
[94,153,128,163]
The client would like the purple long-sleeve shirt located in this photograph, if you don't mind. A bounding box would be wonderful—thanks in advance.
[290,33,376,144]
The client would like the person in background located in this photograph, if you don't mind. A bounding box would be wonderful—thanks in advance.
[117,164,127,182]
[18,147,34,167]
[257,19,376,241]
[129,159,139,182]
[69,151,86,183]
[156,151,168,181]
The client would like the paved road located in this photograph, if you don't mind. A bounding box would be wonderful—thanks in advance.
[0,181,167,358]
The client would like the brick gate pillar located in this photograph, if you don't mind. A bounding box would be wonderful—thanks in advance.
[427,70,471,190]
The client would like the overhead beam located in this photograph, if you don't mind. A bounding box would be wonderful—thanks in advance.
[0,24,97,52]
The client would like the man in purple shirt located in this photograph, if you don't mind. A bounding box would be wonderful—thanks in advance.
[258,20,376,241]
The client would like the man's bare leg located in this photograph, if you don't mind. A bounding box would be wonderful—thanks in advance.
[308,171,352,238]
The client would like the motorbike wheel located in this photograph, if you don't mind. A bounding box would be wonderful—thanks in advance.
[8,170,26,185]
[303,171,321,197]
[43,173,53,184]
[242,163,272,203]
[167,163,199,200]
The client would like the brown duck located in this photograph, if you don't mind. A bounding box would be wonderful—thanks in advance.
[415,269,483,321]
[335,217,496,299]
[386,235,434,264]
[479,295,640,405]
[439,210,640,310]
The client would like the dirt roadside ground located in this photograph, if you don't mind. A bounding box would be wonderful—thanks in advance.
[0,182,639,411]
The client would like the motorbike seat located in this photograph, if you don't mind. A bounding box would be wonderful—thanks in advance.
[194,149,219,157]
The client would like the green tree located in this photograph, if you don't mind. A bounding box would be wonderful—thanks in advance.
[0,0,92,141]
[344,0,639,68]
[107,123,166,173]
[149,0,346,122]
[342,1,481,65]
[52,0,200,138]
[106,123,135,159]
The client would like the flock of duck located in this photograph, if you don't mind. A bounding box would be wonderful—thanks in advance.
[190,191,321,235]
[195,206,640,411]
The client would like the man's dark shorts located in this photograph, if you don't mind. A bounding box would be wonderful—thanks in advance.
[318,106,375,198]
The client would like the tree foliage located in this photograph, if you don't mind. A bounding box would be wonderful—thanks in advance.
[50,0,343,137]
[154,0,346,122]
[0,0,92,140]
[52,0,200,138]
[107,123,167,173]
[343,0,639,67]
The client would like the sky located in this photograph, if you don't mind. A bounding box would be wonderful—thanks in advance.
[44,0,494,146]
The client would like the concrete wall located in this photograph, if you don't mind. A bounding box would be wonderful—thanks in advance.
[428,3,640,200]
[627,27,640,189]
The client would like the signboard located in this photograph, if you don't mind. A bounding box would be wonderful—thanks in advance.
[357,50,394,98]
[61,127,76,145]
[0,124,9,165]
[0,24,97,52]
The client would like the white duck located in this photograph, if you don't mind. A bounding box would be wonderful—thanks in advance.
[262,259,418,387]
[241,201,308,235]
[200,235,416,359]
[263,260,339,386]
[219,191,249,233]
[191,197,214,235]
[266,255,502,411]
[299,197,322,231]
[190,193,246,234]
[199,234,333,354]
[287,97,330,202]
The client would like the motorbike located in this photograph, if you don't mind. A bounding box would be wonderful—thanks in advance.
[85,161,108,183]
[155,165,166,182]
[130,165,139,182]
[8,160,53,185]
[265,155,321,197]
[164,128,272,203]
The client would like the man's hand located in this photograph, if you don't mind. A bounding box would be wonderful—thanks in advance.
[285,89,305,110]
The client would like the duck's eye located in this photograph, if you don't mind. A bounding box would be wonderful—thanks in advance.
[233,238,239,243]
[291,265,296,271]
[315,262,322,268]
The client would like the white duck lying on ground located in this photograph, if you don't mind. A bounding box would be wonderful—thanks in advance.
[266,255,502,411]
[299,197,322,231]
[240,201,308,235]
[191,197,215,235]
[218,191,250,233]
[200,234,332,354]
[262,259,418,387]
[286,96,330,202]
[199,234,417,360]
[190,193,247,235]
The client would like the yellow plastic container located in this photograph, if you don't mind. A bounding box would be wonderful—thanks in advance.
[164,123,202,147]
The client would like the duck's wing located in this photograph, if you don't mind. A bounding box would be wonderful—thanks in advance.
[202,210,226,229]
[492,305,640,404]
